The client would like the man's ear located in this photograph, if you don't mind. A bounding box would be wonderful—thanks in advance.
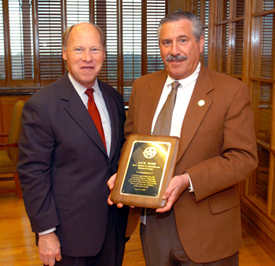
[199,36,204,53]
[63,49,67,60]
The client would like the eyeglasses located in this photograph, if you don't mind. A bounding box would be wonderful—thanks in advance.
[67,47,104,55]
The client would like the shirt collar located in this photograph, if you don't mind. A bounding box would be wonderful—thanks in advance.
[166,62,201,89]
[68,73,99,97]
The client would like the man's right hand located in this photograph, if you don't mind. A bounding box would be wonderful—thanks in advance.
[38,232,62,266]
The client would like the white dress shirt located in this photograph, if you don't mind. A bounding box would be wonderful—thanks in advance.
[68,73,112,156]
[151,62,201,137]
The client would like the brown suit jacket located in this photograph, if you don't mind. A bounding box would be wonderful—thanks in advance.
[124,65,258,263]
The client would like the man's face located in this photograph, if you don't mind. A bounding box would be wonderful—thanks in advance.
[159,19,204,80]
[63,23,105,88]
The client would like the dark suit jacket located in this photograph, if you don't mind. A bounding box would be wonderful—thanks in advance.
[124,65,258,263]
[17,73,128,257]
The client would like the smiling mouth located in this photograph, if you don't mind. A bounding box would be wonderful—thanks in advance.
[81,66,94,70]
[170,59,184,62]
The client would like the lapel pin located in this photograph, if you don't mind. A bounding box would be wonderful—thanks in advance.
[198,100,205,106]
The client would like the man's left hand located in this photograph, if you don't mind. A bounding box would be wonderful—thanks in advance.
[156,173,190,213]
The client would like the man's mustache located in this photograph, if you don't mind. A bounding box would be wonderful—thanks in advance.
[166,55,188,61]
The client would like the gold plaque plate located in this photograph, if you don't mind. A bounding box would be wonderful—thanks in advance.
[110,134,179,209]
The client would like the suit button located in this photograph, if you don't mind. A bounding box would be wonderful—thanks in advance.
[104,193,109,199]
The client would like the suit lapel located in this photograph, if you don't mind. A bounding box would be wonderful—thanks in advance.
[99,81,119,161]
[138,70,167,134]
[60,74,107,156]
[177,66,214,162]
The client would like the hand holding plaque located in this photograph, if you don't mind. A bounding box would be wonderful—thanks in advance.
[110,134,179,209]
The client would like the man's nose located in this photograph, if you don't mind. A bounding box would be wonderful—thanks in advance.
[82,50,94,61]
[170,42,180,55]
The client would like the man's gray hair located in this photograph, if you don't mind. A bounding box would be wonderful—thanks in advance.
[158,10,203,42]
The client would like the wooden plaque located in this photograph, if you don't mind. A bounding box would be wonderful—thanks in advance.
[110,134,179,209]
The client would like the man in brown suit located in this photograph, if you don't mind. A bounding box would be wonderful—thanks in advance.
[108,11,258,265]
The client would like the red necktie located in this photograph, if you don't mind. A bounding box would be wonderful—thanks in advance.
[85,88,107,150]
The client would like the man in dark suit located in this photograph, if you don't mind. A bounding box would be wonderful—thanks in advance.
[17,22,128,266]
[108,11,258,265]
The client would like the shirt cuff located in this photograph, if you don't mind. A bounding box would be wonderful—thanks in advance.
[184,172,194,192]
[38,227,56,235]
